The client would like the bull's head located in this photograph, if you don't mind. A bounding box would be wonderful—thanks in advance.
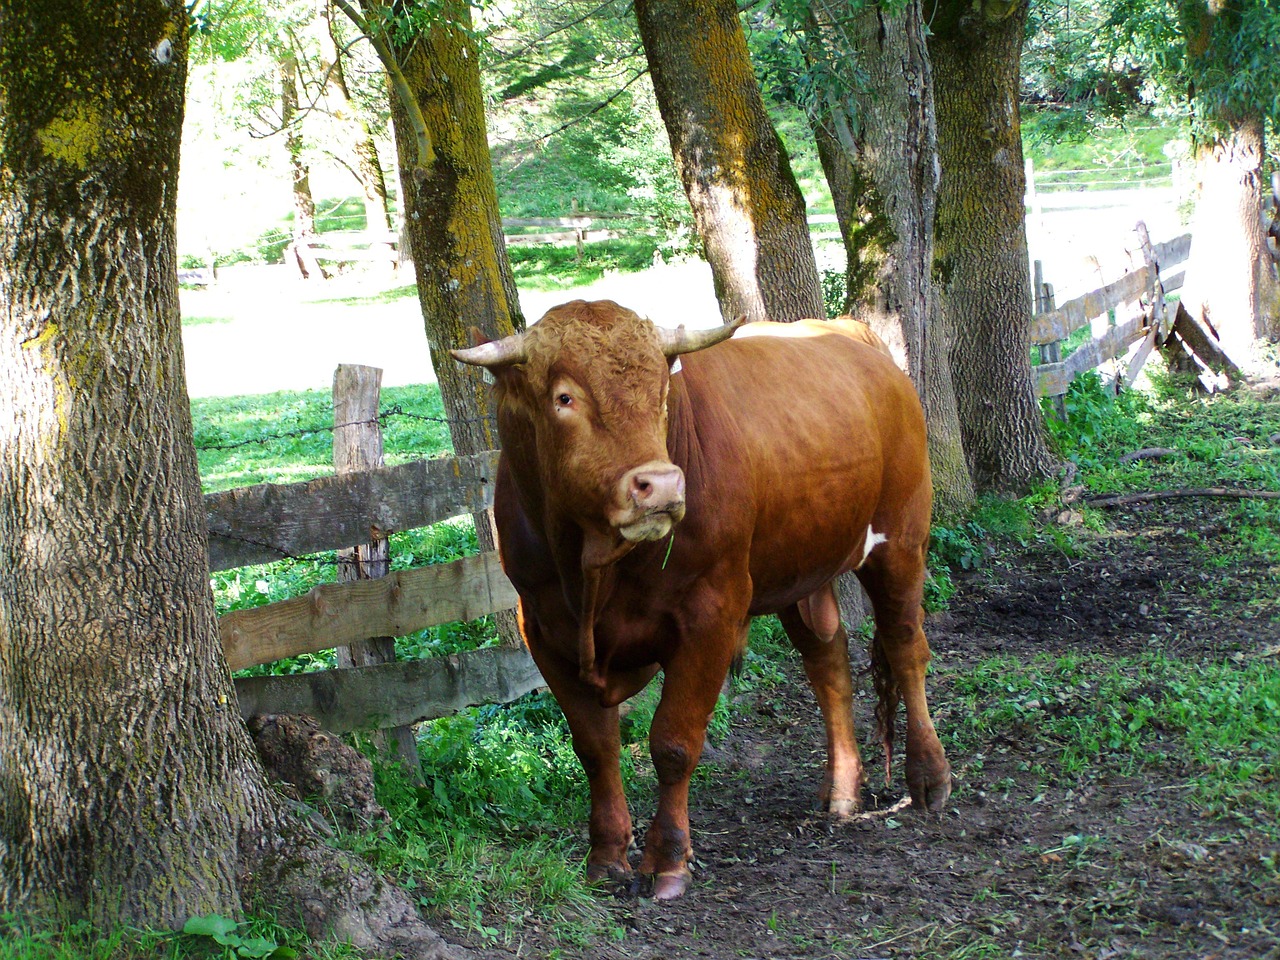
[452,300,742,567]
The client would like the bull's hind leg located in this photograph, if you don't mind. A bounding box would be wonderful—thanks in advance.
[857,541,952,813]
[780,587,864,815]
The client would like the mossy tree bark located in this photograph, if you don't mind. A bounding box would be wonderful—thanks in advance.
[374,0,524,641]
[928,0,1056,491]
[634,0,825,323]
[805,0,973,515]
[0,3,455,954]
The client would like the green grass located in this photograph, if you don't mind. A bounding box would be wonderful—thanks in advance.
[508,235,663,291]
[0,912,363,960]
[1022,113,1178,188]
[946,651,1280,831]
[180,313,234,328]
[342,696,625,945]
[193,383,452,492]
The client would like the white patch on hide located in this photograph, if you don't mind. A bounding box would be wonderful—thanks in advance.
[857,526,888,568]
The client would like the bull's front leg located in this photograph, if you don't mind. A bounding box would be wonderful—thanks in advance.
[640,628,740,900]
[523,625,635,883]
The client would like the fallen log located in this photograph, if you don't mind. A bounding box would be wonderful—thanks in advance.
[1117,447,1180,464]
[1086,487,1280,508]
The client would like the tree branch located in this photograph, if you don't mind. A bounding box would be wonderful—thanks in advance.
[331,0,434,171]
[529,64,649,146]
[1085,487,1280,508]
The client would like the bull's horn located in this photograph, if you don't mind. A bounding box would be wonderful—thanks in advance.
[450,331,528,367]
[658,315,747,358]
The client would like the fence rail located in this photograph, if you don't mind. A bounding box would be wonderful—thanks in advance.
[211,371,528,745]
[234,646,543,735]
[206,451,501,571]
[221,550,515,672]
[1032,226,1191,400]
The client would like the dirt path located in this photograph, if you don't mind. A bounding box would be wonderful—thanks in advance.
[453,498,1280,960]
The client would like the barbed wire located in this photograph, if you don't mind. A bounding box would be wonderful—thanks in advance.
[194,404,494,452]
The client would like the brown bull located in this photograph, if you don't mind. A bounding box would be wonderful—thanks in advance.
[453,299,950,899]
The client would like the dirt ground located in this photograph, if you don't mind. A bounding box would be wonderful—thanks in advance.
[457,500,1280,960]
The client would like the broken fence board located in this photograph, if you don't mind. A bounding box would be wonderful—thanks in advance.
[206,450,501,571]
[220,551,518,671]
[1029,266,1153,345]
[1152,233,1193,270]
[1171,303,1243,378]
[1035,314,1149,397]
[234,645,545,734]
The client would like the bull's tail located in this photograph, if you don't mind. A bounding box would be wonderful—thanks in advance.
[869,634,900,787]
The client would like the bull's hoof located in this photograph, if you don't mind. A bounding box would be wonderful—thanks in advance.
[586,859,634,885]
[825,795,861,818]
[652,868,691,901]
[908,768,952,816]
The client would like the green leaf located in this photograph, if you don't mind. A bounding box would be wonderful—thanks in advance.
[183,914,239,939]
[236,937,281,958]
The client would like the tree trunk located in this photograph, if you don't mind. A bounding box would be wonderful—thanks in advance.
[1179,115,1279,367]
[376,0,524,643]
[0,3,455,954]
[320,0,393,233]
[280,53,318,238]
[929,0,1056,491]
[634,0,825,322]
[805,0,973,515]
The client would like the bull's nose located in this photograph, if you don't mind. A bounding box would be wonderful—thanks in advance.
[624,462,685,510]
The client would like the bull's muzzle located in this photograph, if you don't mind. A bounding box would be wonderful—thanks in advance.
[614,461,686,543]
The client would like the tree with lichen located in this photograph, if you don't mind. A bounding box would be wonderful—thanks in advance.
[634,0,826,323]
[0,2,457,955]
[927,0,1057,491]
[764,0,973,513]
[343,0,524,640]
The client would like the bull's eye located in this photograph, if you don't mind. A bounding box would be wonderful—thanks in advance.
[555,393,574,409]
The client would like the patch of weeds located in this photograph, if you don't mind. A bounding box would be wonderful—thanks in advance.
[343,695,621,944]
[945,652,1280,823]
[1042,371,1150,466]
[180,915,299,959]
[0,913,356,960]
[931,520,991,574]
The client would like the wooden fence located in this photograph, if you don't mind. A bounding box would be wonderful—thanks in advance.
[207,370,534,754]
[1031,224,1191,404]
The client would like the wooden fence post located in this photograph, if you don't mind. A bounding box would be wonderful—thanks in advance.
[1125,221,1166,389]
[1034,260,1066,421]
[332,364,422,781]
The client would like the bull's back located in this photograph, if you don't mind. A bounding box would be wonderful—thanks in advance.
[675,320,929,611]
